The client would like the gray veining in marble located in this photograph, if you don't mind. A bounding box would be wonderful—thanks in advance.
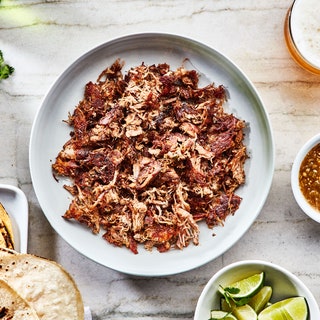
[1,0,320,319]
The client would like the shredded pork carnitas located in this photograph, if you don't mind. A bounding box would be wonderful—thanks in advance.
[52,59,247,254]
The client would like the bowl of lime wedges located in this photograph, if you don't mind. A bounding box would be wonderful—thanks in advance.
[194,260,320,320]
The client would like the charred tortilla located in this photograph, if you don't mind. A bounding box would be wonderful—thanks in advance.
[0,279,39,319]
[0,203,14,250]
[0,247,16,257]
[0,253,84,320]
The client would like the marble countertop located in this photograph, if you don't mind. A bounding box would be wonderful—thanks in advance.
[1,0,320,319]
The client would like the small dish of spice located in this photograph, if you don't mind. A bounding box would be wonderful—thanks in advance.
[291,133,320,223]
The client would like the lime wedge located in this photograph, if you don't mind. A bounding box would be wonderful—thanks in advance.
[220,299,258,320]
[220,298,235,312]
[233,304,258,320]
[219,272,265,299]
[249,286,273,313]
[210,310,237,320]
[258,297,308,320]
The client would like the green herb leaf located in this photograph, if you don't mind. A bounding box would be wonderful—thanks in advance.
[0,51,4,65]
[0,50,14,80]
[224,287,240,295]
[234,296,251,306]
[219,285,250,307]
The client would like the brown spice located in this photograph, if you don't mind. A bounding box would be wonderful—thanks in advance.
[299,143,320,211]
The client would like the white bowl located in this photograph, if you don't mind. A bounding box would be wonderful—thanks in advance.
[291,133,320,223]
[194,260,320,319]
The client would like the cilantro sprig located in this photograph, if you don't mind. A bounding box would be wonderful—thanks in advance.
[0,50,14,80]
[219,285,251,307]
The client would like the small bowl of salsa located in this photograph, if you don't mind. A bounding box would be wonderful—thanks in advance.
[291,133,320,222]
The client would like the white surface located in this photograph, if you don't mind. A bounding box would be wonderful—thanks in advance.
[291,133,320,223]
[0,184,28,253]
[29,33,274,276]
[2,0,320,317]
[194,260,320,320]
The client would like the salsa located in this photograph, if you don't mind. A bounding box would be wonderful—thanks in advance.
[299,143,320,211]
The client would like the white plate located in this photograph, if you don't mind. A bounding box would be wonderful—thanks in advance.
[29,33,274,276]
[0,184,28,253]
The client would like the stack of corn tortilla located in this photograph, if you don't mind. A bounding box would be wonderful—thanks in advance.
[0,203,84,319]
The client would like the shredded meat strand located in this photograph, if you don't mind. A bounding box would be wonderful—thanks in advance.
[52,59,248,254]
